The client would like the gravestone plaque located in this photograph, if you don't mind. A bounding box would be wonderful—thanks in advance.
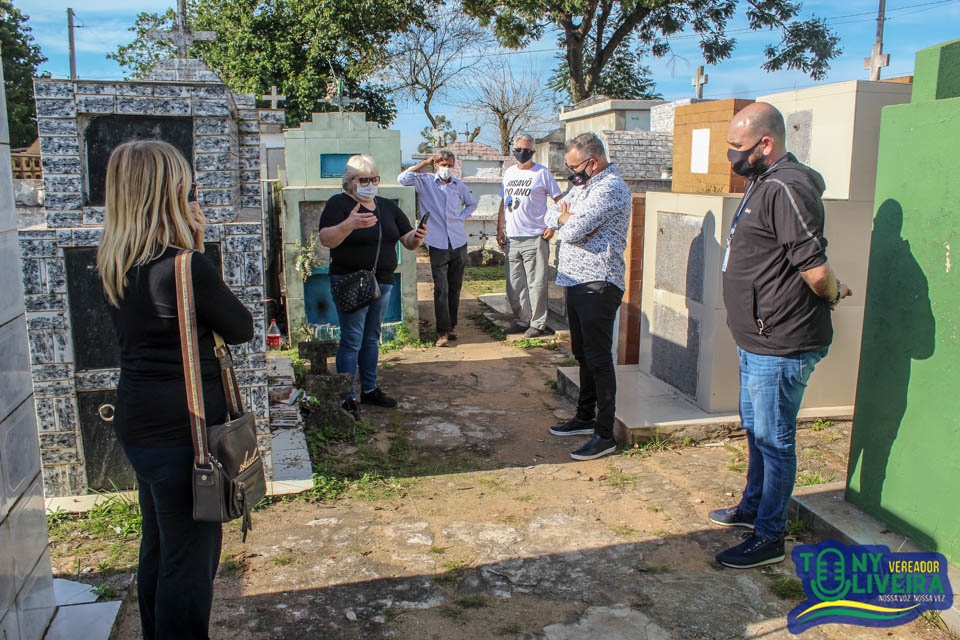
[299,200,328,246]
[786,110,813,165]
[77,389,136,491]
[654,211,705,303]
[84,115,194,206]
[66,248,121,371]
[650,303,700,398]
[66,245,221,372]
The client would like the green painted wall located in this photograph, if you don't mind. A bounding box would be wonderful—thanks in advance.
[846,39,960,564]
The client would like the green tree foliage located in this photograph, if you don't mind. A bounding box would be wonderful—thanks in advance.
[548,36,661,104]
[417,114,456,154]
[0,0,47,148]
[109,0,432,127]
[463,0,841,104]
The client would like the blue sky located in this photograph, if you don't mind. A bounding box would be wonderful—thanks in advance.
[18,0,960,160]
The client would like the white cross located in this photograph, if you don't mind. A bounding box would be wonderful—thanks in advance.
[263,85,285,109]
[320,79,354,113]
[146,0,216,58]
[432,128,444,148]
[691,65,708,99]
[864,0,890,80]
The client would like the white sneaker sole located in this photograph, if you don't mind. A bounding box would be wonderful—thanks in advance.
[549,427,595,437]
[718,553,785,569]
[570,445,616,461]
[708,517,755,530]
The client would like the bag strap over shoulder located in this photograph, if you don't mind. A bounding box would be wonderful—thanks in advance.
[175,250,247,466]
[371,203,382,272]
[175,250,210,467]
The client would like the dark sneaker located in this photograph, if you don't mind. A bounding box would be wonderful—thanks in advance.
[716,533,785,569]
[360,387,398,408]
[505,323,529,334]
[447,329,458,341]
[570,434,617,461]
[523,327,549,338]
[549,416,596,436]
[341,398,361,420]
[708,505,755,530]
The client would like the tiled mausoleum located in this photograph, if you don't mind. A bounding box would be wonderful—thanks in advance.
[21,59,280,497]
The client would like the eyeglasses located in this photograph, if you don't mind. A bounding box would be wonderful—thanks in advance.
[565,158,592,173]
[356,176,381,185]
[512,147,533,154]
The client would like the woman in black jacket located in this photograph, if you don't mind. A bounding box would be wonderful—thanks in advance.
[98,140,253,640]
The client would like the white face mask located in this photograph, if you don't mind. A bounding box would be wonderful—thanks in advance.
[355,183,378,200]
[437,166,452,180]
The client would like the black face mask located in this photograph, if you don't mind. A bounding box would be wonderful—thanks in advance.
[567,159,593,186]
[513,148,534,164]
[727,139,765,179]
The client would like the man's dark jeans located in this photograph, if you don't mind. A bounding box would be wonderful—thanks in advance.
[120,441,222,640]
[566,281,623,439]
[429,243,468,333]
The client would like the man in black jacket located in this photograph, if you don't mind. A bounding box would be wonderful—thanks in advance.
[709,102,852,568]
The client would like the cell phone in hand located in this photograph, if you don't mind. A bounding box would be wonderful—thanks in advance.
[418,212,431,229]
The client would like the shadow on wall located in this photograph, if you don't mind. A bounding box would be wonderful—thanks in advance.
[846,199,935,531]
[650,211,718,399]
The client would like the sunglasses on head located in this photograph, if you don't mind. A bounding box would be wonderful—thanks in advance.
[356,176,381,185]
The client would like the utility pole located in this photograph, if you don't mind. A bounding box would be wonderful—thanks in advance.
[67,8,77,79]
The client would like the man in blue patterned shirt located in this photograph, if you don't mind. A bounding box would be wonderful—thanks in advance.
[544,133,631,461]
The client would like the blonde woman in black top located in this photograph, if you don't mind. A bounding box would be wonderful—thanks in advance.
[98,140,253,640]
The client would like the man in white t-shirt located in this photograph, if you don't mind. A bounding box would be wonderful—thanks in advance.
[497,133,564,338]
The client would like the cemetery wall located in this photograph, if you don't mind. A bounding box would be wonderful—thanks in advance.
[599,130,673,181]
[1,64,56,640]
[846,39,960,564]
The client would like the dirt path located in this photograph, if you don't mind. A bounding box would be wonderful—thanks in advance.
[106,258,952,640]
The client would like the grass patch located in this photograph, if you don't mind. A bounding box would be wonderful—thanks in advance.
[609,523,639,536]
[769,576,805,600]
[647,504,663,513]
[512,337,557,350]
[796,469,837,486]
[455,594,488,609]
[380,323,433,353]
[462,266,505,296]
[46,490,142,577]
[601,464,636,492]
[429,546,446,555]
[727,461,748,473]
[497,622,524,635]
[555,357,577,367]
[467,311,506,341]
[920,610,947,630]
[271,554,293,566]
[725,444,747,474]
[278,347,309,385]
[810,418,831,431]
[385,604,409,622]
[220,558,242,575]
[545,379,558,391]
[434,559,471,585]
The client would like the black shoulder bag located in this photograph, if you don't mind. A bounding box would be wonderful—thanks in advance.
[330,205,382,314]
[175,251,267,541]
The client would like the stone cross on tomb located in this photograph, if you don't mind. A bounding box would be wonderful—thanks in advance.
[146,0,216,58]
[691,65,708,99]
[321,78,354,113]
[864,0,890,81]
[431,128,444,149]
[262,85,285,109]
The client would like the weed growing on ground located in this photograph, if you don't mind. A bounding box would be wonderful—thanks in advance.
[787,517,810,537]
[811,418,831,431]
[220,558,242,575]
[92,584,117,600]
[385,604,408,622]
[725,443,747,473]
[796,469,837,486]
[497,622,524,635]
[278,347,308,385]
[271,554,293,566]
[429,546,446,555]
[727,461,748,473]
[556,357,577,367]
[512,337,558,350]
[623,431,675,457]
[467,311,506,340]
[456,594,488,609]
[920,610,947,630]
[769,576,805,600]
[647,504,663,513]
[609,523,639,536]
[601,464,637,492]
[545,379,558,391]
[434,559,471,585]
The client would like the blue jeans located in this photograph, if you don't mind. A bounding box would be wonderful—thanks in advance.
[119,441,222,640]
[332,278,393,399]
[737,346,828,540]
